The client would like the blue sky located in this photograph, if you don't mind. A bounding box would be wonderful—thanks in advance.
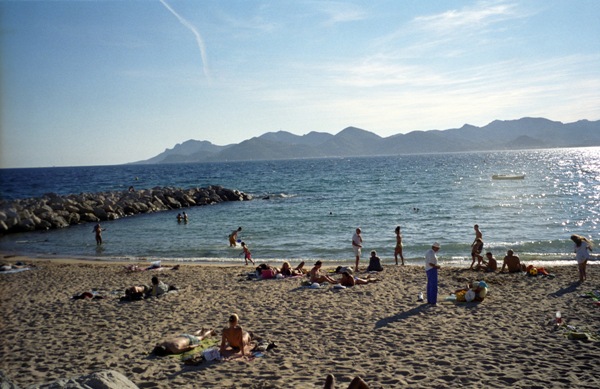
[1,0,599,168]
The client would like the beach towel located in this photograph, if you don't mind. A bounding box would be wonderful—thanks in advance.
[172,337,220,362]
[0,267,31,274]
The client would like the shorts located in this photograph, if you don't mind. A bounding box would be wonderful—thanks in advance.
[353,246,361,257]
[180,334,200,346]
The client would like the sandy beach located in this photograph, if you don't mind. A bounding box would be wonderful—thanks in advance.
[0,256,599,388]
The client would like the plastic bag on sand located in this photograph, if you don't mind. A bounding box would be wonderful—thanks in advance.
[202,347,222,361]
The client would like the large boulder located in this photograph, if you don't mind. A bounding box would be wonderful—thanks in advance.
[29,369,139,389]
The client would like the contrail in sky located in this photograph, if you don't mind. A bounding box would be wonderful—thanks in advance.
[159,0,209,80]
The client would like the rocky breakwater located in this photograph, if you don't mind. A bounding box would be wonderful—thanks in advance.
[0,186,251,235]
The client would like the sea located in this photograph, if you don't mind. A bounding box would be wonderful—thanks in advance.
[1,147,599,267]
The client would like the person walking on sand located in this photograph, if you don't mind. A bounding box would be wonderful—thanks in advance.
[571,234,592,283]
[92,223,106,245]
[240,242,255,265]
[425,242,441,305]
[229,227,242,247]
[394,226,404,265]
[352,228,363,272]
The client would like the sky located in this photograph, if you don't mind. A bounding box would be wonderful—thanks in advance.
[1,0,599,168]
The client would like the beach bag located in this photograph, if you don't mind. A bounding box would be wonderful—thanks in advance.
[456,290,467,302]
[261,269,276,279]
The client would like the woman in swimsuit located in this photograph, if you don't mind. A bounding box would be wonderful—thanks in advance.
[394,226,404,265]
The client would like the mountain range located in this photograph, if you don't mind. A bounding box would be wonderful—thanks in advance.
[134,117,600,164]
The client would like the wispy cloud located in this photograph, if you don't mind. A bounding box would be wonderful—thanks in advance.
[314,1,368,26]
[413,0,519,33]
[159,0,209,80]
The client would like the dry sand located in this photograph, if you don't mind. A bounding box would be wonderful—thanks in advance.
[0,256,599,388]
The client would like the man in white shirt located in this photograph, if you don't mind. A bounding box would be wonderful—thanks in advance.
[425,242,441,305]
[352,228,363,272]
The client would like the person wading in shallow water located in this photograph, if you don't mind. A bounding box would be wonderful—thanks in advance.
[93,223,106,245]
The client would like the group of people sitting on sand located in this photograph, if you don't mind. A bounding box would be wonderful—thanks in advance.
[251,258,382,288]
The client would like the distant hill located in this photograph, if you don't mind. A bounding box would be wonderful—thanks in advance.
[131,118,600,164]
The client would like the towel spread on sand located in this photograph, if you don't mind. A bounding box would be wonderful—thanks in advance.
[0,267,31,274]
[173,338,220,361]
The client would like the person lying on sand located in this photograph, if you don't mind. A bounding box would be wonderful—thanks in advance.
[501,250,526,273]
[147,276,178,297]
[339,270,380,287]
[0,262,31,271]
[153,328,216,356]
[124,285,149,300]
[310,261,338,284]
[279,261,306,277]
[220,314,255,359]
[454,281,488,302]
[324,374,370,389]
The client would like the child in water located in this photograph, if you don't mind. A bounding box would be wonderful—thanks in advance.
[240,242,255,265]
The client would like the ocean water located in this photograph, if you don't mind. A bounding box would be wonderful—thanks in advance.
[1,148,599,267]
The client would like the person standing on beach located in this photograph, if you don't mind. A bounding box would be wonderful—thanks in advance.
[352,228,363,272]
[92,223,105,245]
[571,234,592,283]
[394,226,404,265]
[470,224,483,269]
[425,242,441,305]
[229,227,242,247]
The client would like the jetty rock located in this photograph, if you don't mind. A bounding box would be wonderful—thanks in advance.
[0,186,251,235]
[0,369,139,388]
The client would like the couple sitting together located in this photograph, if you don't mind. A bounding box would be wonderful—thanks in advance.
[153,314,255,360]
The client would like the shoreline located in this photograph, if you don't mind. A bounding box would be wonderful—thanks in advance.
[2,250,596,268]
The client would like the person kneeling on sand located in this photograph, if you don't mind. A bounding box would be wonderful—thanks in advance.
[310,261,338,284]
[220,314,255,359]
[153,328,216,356]
[339,269,380,287]
[501,250,526,273]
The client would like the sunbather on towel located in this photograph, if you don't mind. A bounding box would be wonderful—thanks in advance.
[310,261,338,284]
[153,328,216,356]
[146,276,178,297]
[220,313,255,359]
[339,270,380,287]
[279,261,306,277]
